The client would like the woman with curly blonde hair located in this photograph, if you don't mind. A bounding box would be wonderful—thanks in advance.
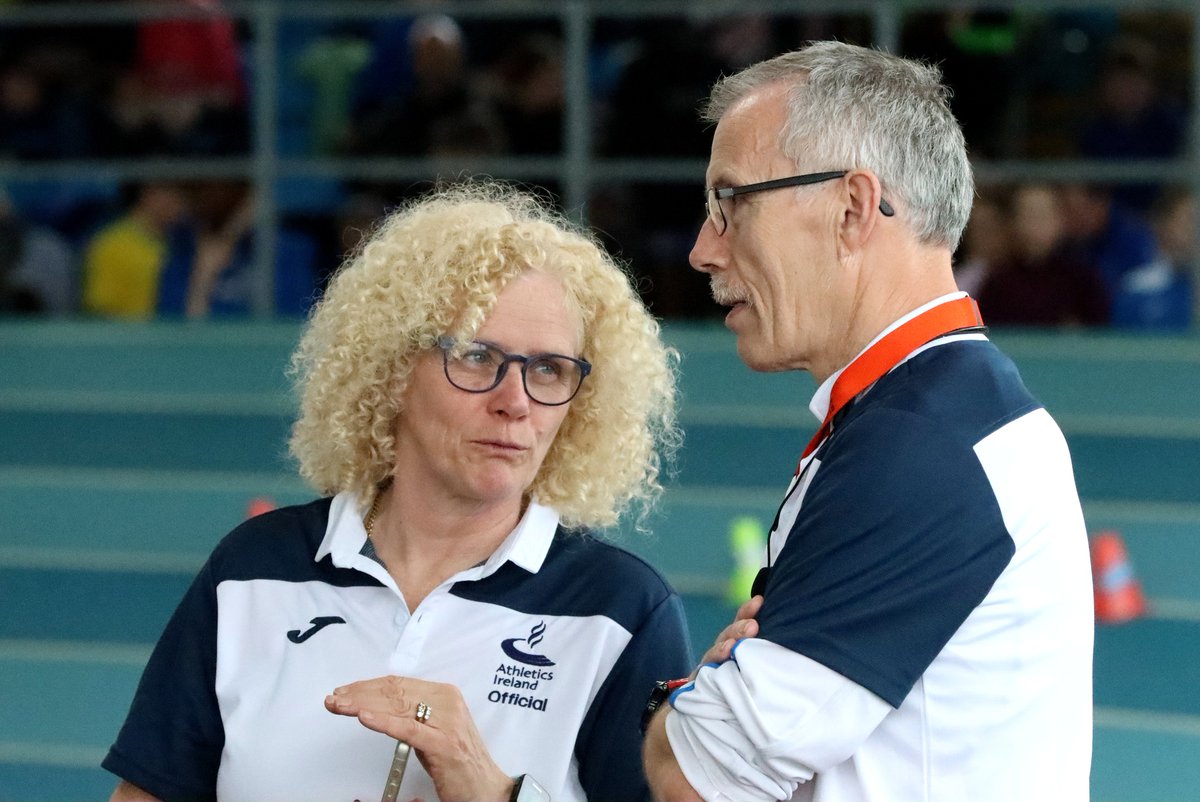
[105,181,692,802]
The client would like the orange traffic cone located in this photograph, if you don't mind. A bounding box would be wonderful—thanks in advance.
[246,497,277,519]
[1091,530,1147,624]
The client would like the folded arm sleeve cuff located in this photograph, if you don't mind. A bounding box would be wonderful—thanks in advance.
[667,640,891,800]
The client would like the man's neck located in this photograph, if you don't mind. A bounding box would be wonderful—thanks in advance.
[817,250,959,384]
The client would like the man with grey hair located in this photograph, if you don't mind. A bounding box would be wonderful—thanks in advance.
[642,41,1093,802]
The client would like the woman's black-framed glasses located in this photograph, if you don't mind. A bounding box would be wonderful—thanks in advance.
[704,170,896,235]
[436,336,592,406]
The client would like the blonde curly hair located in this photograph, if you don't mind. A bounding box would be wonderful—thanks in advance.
[289,181,680,531]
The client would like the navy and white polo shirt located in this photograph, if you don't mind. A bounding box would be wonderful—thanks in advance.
[666,302,1094,802]
[104,494,692,802]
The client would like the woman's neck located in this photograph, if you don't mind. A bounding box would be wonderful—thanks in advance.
[365,477,524,610]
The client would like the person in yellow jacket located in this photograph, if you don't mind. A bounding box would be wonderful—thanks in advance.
[82,182,188,319]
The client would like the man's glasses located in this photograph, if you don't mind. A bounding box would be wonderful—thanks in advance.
[704,170,896,235]
[437,336,592,406]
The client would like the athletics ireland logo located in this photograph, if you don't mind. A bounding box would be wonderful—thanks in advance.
[500,621,556,666]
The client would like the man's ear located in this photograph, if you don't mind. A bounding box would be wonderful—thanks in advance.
[838,169,887,253]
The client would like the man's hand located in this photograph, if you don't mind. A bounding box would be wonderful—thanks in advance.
[697,594,763,671]
[643,594,764,801]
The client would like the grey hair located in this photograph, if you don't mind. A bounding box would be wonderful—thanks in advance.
[703,41,974,250]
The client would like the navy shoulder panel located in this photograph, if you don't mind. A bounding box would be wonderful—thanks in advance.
[450,529,679,633]
[761,346,1024,707]
[208,497,380,588]
[853,339,1041,447]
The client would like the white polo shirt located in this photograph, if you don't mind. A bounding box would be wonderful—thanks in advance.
[666,314,1094,801]
[105,493,691,802]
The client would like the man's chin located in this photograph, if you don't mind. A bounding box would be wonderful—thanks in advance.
[734,336,770,372]
[733,335,797,374]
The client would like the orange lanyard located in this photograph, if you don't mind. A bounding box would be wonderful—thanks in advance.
[799,296,984,465]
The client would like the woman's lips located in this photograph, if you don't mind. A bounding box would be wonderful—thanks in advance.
[475,439,526,453]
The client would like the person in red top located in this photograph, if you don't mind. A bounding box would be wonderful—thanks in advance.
[977,183,1110,327]
[129,0,248,154]
[137,0,245,103]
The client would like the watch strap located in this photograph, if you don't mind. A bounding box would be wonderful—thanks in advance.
[640,677,690,734]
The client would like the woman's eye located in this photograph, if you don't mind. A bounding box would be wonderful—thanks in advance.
[462,347,496,366]
[531,359,562,378]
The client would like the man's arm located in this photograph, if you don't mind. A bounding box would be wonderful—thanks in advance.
[642,595,762,802]
[643,707,703,802]
[110,780,164,802]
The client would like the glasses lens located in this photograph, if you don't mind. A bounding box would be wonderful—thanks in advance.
[444,342,503,392]
[705,188,726,235]
[443,342,585,405]
[524,355,584,405]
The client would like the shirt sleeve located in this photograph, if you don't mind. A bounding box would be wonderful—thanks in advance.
[667,641,891,802]
[758,406,1015,706]
[102,558,224,802]
[574,590,693,802]
[663,405,1016,799]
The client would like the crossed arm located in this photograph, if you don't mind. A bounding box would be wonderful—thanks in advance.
[109,781,161,802]
[643,595,762,802]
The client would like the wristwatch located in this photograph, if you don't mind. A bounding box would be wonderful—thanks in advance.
[510,774,550,802]
[640,678,690,734]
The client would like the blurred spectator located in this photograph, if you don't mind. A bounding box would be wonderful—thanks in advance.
[137,1,245,102]
[1024,10,1120,97]
[902,11,1020,159]
[598,16,784,318]
[0,178,121,252]
[425,108,507,157]
[1077,35,1186,211]
[0,189,77,315]
[487,33,564,155]
[346,17,419,121]
[81,182,189,319]
[978,183,1109,326]
[157,181,318,318]
[334,190,389,259]
[348,14,501,156]
[96,0,249,156]
[0,59,89,159]
[296,28,372,155]
[0,189,77,314]
[954,190,1012,296]
[603,18,751,158]
[1060,182,1159,304]
[1111,189,1194,330]
[96,68,178,156]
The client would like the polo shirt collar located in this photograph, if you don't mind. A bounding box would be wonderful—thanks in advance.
[808,291,968,423]
[314,491,559,580]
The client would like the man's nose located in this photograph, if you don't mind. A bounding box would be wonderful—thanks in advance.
[689,217,723,274]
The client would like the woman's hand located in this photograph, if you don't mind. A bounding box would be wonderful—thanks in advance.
[326,676,514,802]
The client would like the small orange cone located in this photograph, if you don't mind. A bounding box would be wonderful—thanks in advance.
[246,497,277,519]
[1091,530,1147,624]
